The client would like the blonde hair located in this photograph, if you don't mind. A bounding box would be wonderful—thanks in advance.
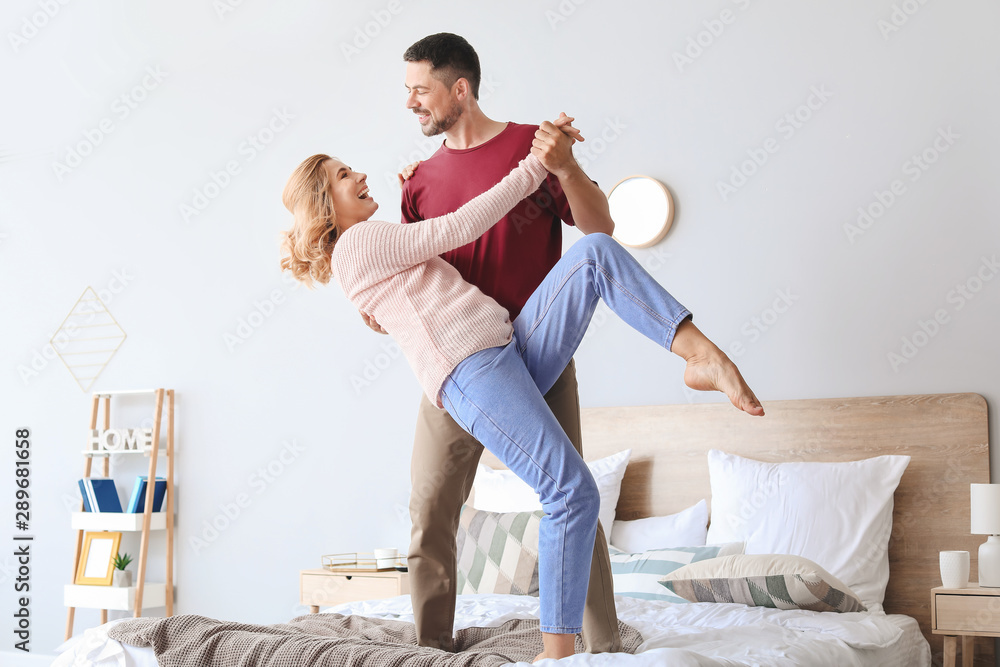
[278,154,340,290]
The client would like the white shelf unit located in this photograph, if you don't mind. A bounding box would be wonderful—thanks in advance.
[80,448,167,457]
[64,583,167,611]
[70,511,171,532]
[65,388,176,641]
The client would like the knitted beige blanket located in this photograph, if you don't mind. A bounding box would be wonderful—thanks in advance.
[107,612,643,666]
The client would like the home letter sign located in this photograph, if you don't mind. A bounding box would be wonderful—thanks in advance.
[87,428,154,453]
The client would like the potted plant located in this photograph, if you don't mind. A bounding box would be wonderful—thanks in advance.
[112,551,133,587]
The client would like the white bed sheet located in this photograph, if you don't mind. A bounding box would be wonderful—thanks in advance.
[51,594,930,667]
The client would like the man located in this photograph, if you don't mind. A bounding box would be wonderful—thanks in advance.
[363,32,621,654]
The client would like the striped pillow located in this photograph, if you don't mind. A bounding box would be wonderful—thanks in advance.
[609,542,744,602]
[659,554,868,613]
[456,506,543,595]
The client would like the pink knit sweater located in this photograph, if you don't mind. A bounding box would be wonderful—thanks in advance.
[332,153,548,408]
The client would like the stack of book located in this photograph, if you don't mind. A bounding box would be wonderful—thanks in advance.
[78,476,168,513]
[77,478,122,512]
[126,476,168,513]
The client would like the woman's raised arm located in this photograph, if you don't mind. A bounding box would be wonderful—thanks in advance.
[337,152,548,283]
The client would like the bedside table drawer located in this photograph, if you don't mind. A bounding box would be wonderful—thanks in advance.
[300,572,404,608]
[936,594,1000,633]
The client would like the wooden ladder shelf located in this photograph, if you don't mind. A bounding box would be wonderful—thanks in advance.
[64,388,176,640]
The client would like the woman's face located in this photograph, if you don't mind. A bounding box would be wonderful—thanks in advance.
[323,159,378,228]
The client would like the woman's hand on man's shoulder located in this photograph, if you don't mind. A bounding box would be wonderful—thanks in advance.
[397,160,421,188]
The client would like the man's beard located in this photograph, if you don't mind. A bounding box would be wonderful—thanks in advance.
[421,101,462,137]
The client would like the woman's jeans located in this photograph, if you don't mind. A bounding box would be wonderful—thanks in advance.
[438,233,692,634]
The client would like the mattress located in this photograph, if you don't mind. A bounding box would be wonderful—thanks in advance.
[51,593,931,666]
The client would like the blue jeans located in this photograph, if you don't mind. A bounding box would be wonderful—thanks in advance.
[438,233,692,634]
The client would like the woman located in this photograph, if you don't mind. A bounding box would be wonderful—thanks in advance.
[279,117,764,662]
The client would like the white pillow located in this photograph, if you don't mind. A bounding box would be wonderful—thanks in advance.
[611,499,709,552]
[472,449,631,543]
[704,449,910,611]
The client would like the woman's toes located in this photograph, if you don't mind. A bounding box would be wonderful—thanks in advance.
[684,353,764,417]
[743,394,765,416]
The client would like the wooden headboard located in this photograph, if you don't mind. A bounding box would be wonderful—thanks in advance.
[481,392,990,660]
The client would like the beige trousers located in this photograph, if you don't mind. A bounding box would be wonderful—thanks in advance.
[407,357,622,652]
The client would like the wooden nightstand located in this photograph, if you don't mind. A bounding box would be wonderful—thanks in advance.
[931,583,1000,667]
[300,568,409,613]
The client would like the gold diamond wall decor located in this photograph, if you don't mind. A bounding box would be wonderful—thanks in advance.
[51,287,127,392]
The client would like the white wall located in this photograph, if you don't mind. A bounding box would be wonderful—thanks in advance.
[1,0,998,657]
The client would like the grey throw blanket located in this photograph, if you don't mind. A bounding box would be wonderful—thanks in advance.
[107,612,643,666]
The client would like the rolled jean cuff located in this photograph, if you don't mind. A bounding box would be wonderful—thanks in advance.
[540,624,583,634]
[662,309,693,350]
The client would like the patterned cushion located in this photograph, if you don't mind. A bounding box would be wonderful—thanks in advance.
[456,505,543,595]
[659,554,868,613]
[609,542,744,603]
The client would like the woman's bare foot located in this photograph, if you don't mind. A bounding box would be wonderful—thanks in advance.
[671,319,764,416]
[533,632,576,662]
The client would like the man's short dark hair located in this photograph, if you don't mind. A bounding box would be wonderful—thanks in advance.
[403,33,481,100]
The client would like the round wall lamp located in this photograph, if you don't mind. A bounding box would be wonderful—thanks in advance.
[607,175,675,248]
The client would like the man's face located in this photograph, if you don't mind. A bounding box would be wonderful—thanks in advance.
[404,60,463,137]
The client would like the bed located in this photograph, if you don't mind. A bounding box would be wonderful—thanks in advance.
[52,392,990,666]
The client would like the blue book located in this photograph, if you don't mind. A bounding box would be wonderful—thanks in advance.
[89,478,123,512]
[151,478,167,512]
[127,477,146,513]
[84,478,98,513]
[77,479,92,512]
[126,477,144,514]
[128,476,167,512]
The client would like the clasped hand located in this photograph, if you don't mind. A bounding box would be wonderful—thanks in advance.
[530,112,585,178]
